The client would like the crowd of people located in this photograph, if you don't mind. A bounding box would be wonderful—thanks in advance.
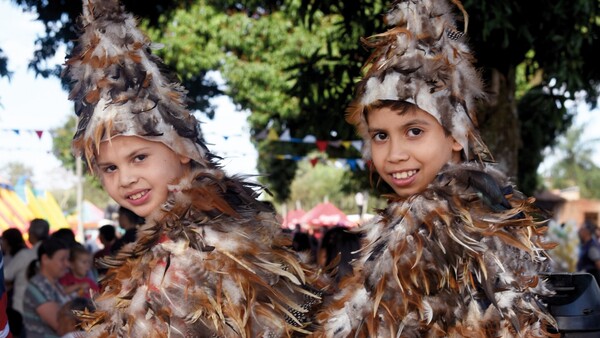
[0,208,139,338]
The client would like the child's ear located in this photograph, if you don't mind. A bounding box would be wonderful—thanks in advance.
[179,155,191,164]
[451,138,463,152]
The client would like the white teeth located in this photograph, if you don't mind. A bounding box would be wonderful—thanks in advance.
[392,170,417,179]
[128,191,146,200]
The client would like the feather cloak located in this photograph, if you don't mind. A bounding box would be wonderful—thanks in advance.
[81,165,327,337]
[313,163,557,337]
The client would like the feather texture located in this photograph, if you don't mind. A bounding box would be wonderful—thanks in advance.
[63,0,209,168]
[312,163,557,337]
[81,165,328,337]
[346,0,491,162]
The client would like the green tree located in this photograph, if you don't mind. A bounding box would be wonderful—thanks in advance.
[0,162,34,186]
[545,124,600,199]
[8,0,600,200]
[50,116,111,208]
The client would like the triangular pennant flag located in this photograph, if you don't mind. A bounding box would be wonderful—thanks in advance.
[309,157,319,167]
[275,155,286,160]
[357,159,366,170]
[329,140,342,148]
[347,159,357,171]
[341,141,351,149]
[293,156,303,161]
[223,135,229,140]
[35,130,44,139]
[316,140,328,152]
[351,140,363,152]
[267,128,279,141]
[279,129,291,142]
[12,129,20,135]
[255,128,268,140]
[303,135,316,143]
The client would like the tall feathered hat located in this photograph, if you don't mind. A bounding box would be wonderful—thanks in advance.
[347,0,491,161]
[64,0,208,167]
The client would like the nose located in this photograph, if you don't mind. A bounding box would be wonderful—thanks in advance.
[119,166,138,187]
[387,138,409,163]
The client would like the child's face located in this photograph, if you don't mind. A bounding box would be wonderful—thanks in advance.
[367,106,463,198]
[71,252,92,278]
[97,136,191,217]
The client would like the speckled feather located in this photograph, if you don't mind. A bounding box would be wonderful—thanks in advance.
[312,163,557,338]
[79,165,327,337]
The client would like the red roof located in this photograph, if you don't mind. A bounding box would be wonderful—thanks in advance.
[300,202,354,228]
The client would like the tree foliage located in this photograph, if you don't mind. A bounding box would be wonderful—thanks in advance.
[51,116,111,208]
[7,0,600,201]
[546,125,600,199]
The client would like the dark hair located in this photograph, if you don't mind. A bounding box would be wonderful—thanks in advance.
[99,224,116,242]
[29,218,50,241]
[51,228,77,246]
[118,207,145,225]
[69,242,90,262]
[365,100,452,137]
[2,228,27,256]
[26,237,70,279]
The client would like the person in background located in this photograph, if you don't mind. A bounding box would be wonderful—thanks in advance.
[56,297,94,338]
[1,229,27,267]
[50,229,77,248]
[59,243,99,299]
[22,237,72,338]
[0,247,13,338]
[1,229,25,337]
[92,225,116,277]
[4,219,50,336]
[577,225,600,286]
[109,207,143,255]
[320,226,361,285]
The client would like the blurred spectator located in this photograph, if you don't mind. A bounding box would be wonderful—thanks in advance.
[0,247,13,337]
[320,226,362,285]
[4,218,49,335]
[51,229,77,248]
[1,229,26,337]
[56,297,94,338]
[291,224,311,252]
[22,238,72,338]
[110,207,144,255]
[1,229,27,266]
[577,226,600,286]
[93,225,116,277]
[59,244,99,299]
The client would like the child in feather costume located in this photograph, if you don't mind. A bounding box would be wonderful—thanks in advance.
[62,0,326,336]
[312,0,557,337]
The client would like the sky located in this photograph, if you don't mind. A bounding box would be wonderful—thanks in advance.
[1,0,599,192]
[0,0,257,191]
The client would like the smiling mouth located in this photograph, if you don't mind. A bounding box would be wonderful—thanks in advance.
[128,190,148,200]
[391,170,417,180]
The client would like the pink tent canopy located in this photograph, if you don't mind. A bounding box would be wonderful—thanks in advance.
[282,209,306,229]
[300,202,354,228]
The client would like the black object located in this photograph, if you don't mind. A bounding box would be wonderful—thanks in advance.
[542,273,600,337]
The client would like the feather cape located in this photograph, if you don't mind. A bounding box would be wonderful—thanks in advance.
[80,166,327,337]
[313,163,557,337]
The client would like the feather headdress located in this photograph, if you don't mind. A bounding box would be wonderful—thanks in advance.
[347,0,491,161]
[64,0,208,167]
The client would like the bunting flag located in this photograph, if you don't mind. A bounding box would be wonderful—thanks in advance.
[272,154,366,171]
[254,127,363,148]
[1,128,47,139]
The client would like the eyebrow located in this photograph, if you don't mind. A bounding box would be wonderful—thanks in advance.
[96,147,151,167]
[367,118,432,132]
